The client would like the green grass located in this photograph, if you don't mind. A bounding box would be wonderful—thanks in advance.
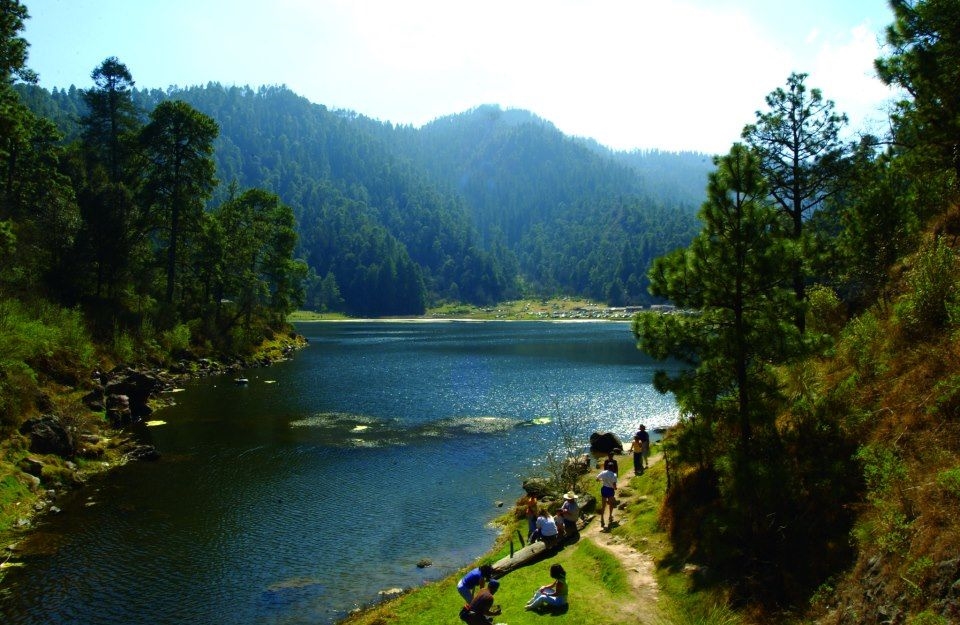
[287,310,351,321]
[340,453,746,625]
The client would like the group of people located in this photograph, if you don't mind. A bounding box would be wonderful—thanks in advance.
[597,424,651,528]
[457,563,568,623]
[457,424,652,622]
[524,491,580,546]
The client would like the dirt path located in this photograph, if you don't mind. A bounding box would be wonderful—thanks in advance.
[579,453,661,623]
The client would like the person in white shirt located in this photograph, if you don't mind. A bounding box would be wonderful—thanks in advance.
[531,508,559,545]
[596,467,617,528]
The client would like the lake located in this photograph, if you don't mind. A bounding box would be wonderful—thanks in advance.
[0,320,679,625]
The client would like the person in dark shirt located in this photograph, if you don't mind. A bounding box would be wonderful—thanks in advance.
[459,578,501,624]
[603,449,619,473]
[636,424,650,469]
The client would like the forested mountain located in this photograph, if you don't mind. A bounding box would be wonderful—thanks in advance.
[18,84,705,314]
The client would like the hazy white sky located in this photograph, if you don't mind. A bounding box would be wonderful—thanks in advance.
[22,0,898,154]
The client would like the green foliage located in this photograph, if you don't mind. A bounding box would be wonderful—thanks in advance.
[877,0,960,181]
[935,467,960,498]
[854,444,913,555]
[743,72,848,331]
[856,443,906,498]
[805,285,845,337]
[0,298,96,427]
[907,612,949,625]
[838,310,889,381]
[895,239,959,338]
[111,324,135,363]
[160,323,191,353]
[140,99,219,305]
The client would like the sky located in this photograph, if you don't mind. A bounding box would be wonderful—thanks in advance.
[21,0,900,154]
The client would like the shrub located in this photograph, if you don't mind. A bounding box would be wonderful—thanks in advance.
[161,323,191,353]
[112,324,136,363]
[935,467,960,498]
[907,611,948,625]
[806,285,846,337]
[856,443,905,497]
[838,311,888,380]
[896,239,959,338]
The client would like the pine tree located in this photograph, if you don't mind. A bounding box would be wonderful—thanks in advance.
[742,73,848,332]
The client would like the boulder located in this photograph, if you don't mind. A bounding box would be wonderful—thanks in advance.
[125,444,161,462]
[105,367,165,419]
[17,457,44,477]
[521,477,551,498]
[19,416,75,456]
[81,387,105,412]
[106,394,132,427]
[562,453,591,482]
[589,431,623,454]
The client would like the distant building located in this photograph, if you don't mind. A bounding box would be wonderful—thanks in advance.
[648,304,676,313]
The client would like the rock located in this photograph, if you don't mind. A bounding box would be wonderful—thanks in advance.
[106,393,132,426]
[416,559,432,568]
[521,477,551,498]
[105,367,166,420]
[378,587,404,598]
[81,387,105,411]
[495,500,503,507]
[589,431,623,453]
[562,453,591,482]
[125,444,161,462]
[21,473,41,491]
[19,416,75,456]
[18,457,44,477]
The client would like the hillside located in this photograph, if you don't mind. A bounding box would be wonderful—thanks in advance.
[18,84,704,314]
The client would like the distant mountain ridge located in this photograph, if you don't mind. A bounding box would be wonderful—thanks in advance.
[18,83,710,314]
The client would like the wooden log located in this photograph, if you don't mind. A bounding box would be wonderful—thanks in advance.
[491,540,551,575]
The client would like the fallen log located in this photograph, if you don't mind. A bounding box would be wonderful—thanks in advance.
[491,539,552,575]
[492,493,596,576]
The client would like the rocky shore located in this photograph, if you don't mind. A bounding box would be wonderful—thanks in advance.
[2,335,305,552]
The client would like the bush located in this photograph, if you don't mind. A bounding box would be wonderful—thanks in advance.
[896,239,959,338]
[161,322,191,353]
[935,467,960,498]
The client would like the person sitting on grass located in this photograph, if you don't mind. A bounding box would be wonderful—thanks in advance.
[524,563,568,611]
[459,578,502,624]
[529,507,559,546]
[555,492,579,537]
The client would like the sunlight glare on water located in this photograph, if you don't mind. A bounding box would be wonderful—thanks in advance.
[0,321,680,625]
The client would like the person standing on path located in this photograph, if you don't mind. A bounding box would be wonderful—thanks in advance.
[637,424,650,469]
[630,432,644,475]
[596,466,617,528]
[603,449,619,473]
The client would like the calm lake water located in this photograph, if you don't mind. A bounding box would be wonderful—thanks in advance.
[0,321,678,625]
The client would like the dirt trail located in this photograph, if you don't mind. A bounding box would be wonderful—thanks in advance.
[579,453,661,623]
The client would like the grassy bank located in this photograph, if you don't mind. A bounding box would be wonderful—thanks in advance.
[290,298,635,322]
[339,453,742,625]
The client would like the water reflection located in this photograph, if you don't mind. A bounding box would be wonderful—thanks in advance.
[0,321,679,625]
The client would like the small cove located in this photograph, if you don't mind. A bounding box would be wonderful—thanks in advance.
[0,321,679,625]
